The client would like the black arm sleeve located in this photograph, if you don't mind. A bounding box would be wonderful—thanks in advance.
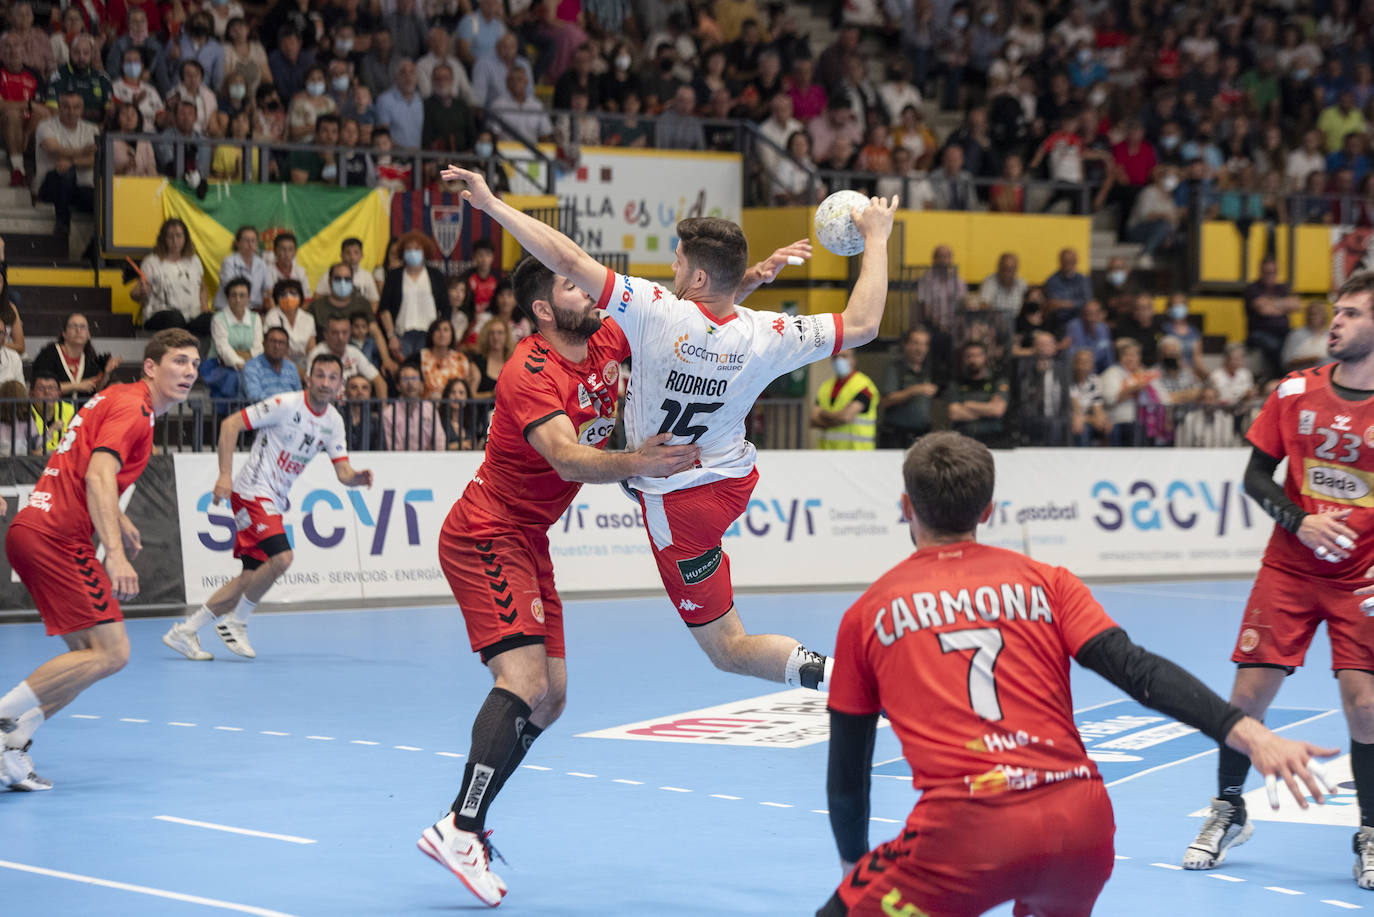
[1243,444,1306,535]
[827,709,878,863]
[1076,627,1246,745]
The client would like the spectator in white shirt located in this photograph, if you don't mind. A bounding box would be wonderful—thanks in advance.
[1175,385,1240,447]
[489,67,553,145]
[417,26,474,103]
[378,231,446,361]
[1209,342,1259,409]
[1285,129,1327,191]
[314,236,380,306]
[757,92,803,176]
[262,278,317,370]
[978,252,1028,314]
[215,225,272,311]
[473,31,534,109]
[310,313,387,397]
[1281,299,1335,372]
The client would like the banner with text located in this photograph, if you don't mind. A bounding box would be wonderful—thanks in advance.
[173,448,1269,607]
[555,147,741,271]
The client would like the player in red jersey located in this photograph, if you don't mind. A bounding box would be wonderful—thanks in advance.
[0,329,200,790]
[820,432,1335,917]
[416,257,701,907]
[1183,271,1374,886]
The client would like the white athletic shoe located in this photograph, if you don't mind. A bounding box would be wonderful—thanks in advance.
[1354,827,1374,889]
[1182,797,1253,869]
[2,743,52,791]
[162,624,212,661]
[417,812,507,907]
[214,619,256,659]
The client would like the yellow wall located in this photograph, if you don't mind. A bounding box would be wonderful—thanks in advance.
[1199,222,1332,292]
[10,267,138,317]
[110,177,168,250]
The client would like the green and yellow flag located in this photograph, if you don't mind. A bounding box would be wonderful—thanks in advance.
[160,182,390,296]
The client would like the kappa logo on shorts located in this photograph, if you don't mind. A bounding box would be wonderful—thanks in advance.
[1238,627,1261,653]
[676,546,723,586]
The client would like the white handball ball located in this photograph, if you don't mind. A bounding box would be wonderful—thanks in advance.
[813,189,870,257]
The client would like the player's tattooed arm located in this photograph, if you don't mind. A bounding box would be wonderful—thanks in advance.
[526,415,700,484]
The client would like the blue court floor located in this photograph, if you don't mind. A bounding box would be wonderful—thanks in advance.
[0,579,1368,916]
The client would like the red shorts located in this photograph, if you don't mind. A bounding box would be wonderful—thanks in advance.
[438,502,565,660]
[1232,563,1374,671]
[824,779,1115,917]
[635,469,758,626]
[230,493,289,563]
[6,522,121,636]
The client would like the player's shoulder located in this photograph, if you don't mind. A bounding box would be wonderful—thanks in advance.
[98,381,153,415]
[1274,363,1334,401]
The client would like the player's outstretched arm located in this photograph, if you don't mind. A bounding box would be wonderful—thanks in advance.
[214,411,248,505]
[736,239,811,303]
[441,164,607,299]
[86,451,138,601]
[1077,627,1337,808]
[837,196,898,349]
[335,461,373,488]
[526,415,701,484]
[827,708,878,875]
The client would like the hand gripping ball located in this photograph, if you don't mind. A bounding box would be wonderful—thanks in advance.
[813,189,871,257]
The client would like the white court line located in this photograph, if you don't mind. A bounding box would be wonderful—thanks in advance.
[760,802,792,808]
[119,718,148,723]
[0,858,300,916]
[154,816,316,845]
[1106,710,1340,788]
[660,786,691,793]
[168,722,196,727]
[435,752,463,758]
[304,736,334,741]
[870,817,899,824]
[1324,900,1362,909]
[522,765,550,771]
[1073,698,1130,715]
[812,809,829,815]
[566,772,597,778]
[613,779,643,785]
[260,731,289,736]
[1151,863,1183,871]
[214,727,243,732]
[350,740,378,746]
[1209,874,1245,883]
[710,794,740,800]
[69,714,99,719]
[872,755,905,767]
[393,746,423,751]
[1114,855,1131,861]
[1266,886,1303,896]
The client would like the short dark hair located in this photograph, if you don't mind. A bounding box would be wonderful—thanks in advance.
[425,317,454,349]
[144,328,199,365]
[510,256,553,326]
[341,237,362,251]
[309,352,343,375]
[263,325,289,342]
[327,314,352,329]
[223,277,250,296]
[272,278,303,300]
[902,432,995,536]
[473,239,494,254]
[315,113,340,131]
[273,231,297,250]
[1336,271,1374,306]
[234,225,258,245]
[31,370,61,385]
[676,217,748,293]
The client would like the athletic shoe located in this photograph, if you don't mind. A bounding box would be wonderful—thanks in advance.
[1182,797,1253,869]
[214,619,256,658]
[1,742,52,791]
[1354,827,1374,889]
[417,812,506,906]
[162,624,212,661]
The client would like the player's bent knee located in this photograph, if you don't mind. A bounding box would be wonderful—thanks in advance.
[100,639,131,675]
[267,550,294,577]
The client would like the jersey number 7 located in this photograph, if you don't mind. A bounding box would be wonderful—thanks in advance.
[939,628,1006,721]
[657,398,723,444]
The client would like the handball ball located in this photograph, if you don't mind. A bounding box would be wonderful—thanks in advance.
[813,190,870,257]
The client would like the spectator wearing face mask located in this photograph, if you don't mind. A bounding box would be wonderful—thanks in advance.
[811,348,879,450]
[378,232,448,361]
[309,260,395,375]
[1158,291,1205,374]
[288,64,335,141]
[177,12,225,93]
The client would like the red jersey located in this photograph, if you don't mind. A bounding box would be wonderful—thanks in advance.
[466,271,498,310]
[829,541,1117,802]
[457,319,630,529]
[12,382,155,544]
[0,67,39,103]
[1247,363,1374,583]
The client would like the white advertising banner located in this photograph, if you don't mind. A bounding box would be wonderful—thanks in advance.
[174,448,1271,607]
[555,147,742,271]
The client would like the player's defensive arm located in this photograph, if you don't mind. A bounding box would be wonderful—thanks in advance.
[333,460,373,488]
[215,411,247,502]
[525,414,701,484]
[86,451,138,600]
[441,165,607,298]
[1244,444,1357,560]
[827,709,878,871]
[1077,626,1337,807]
[838,197,899,348]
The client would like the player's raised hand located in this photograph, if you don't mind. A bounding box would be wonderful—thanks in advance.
[1226,716,1338,809]
[634,432,702,478]
[754,239,812,285]
[440,165,496,211]
[1297,509,1357,563]
[211,472,233,506]
[852,196,898,242]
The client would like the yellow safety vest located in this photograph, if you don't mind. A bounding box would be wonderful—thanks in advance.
[31,401,75,454]
[817,372,878,450]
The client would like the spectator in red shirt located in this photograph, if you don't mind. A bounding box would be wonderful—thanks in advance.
[461,238,500,312]
[1104,121,1157,234]
[786,57,827,123]
[0,33,44,188]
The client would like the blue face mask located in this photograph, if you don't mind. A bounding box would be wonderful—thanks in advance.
[332,277,353,297]
[404,248,424,267]
[1169,304,1188,320]
[123,61,142,79]
[475,140,494,157]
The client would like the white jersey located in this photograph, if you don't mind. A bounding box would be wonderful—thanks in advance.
[234,391,349,508]
[596,269,841,494]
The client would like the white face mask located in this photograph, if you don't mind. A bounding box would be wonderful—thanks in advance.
[228,82,246,100]
[833,357,852,377]
[321,162,338,180]
[332,277,353,297]
[307,80,326,97]
[1108,269,1127,286]
[1161,175,1179,191]
[332,75,350,93]
[615,54,631,71]
[336,38,354,54]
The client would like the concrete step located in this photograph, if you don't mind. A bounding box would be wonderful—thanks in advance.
[0,186,32,208]
[24,307,130,338]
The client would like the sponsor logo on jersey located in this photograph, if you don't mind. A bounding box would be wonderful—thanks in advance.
[530,597,545,624]
[651,285,662,302]
[1335,414,1353,431]
[1365,425,1374,447]
[577,384,592,409]
[25,490,52,512]
[1299,409,1317,435]
[664,370,729,397]
[673,334,746,369]
[602,360,619,387]
[676,545,723,585]
[772,316,786,336]
[577,415,616,447]
[678,598,703,611]
[1278,376,1307,398]
[1302,458,1374,506]
[615,275,634,314]
[1238,627,1260,653]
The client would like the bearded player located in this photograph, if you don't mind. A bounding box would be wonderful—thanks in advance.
[443,163,894,694]
[162,353,372,660]
[0,329,200,790]
[1182,271,1374,889]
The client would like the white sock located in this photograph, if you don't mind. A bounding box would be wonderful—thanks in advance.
[783,643,829,689]
[183,605,215,632]
[0,681,39,721]
[232,596,257,624]
[819,656,835,693]
[5,706,44,749]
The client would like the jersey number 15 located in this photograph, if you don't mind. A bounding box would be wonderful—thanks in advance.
[657,398,723,444]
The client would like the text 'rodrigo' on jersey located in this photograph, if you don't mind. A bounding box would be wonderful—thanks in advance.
[459,320,631,529]
[234,391,349,508]
[595,269,841,495]
[828,541,1118,802]
[1247,363,1374,583]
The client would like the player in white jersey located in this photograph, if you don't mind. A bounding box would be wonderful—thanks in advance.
[443,163,896,691]
[162,353,373,660]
